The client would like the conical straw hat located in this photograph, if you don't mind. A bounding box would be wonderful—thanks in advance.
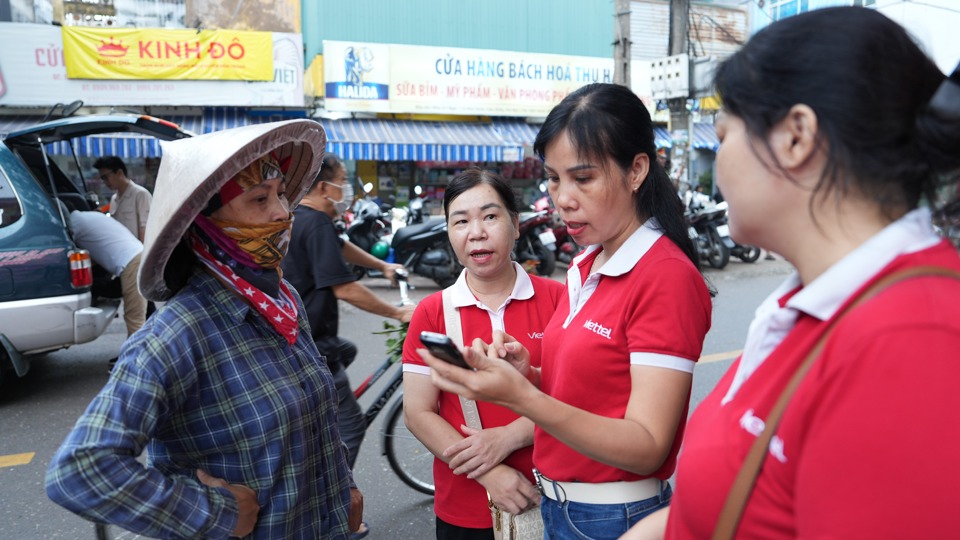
[139,119,326,301]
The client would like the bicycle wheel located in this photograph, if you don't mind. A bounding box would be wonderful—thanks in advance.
[383,393,435,496]
[94,523,148,539]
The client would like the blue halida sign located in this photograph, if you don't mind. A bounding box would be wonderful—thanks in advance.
[325,45,389,100]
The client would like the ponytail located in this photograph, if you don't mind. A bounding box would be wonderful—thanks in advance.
[637,160,699,269]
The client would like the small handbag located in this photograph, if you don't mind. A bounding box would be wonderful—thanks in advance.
[712,266,960,540]
[488,496,546,540]
[442,289,545,540]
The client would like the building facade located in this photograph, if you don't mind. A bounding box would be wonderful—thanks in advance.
[0,0,618,210]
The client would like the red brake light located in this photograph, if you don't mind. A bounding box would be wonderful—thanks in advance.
[139,114,180,130]
[69,250,93,288]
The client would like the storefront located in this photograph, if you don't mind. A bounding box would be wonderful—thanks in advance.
[317,114,543,214]
[315,39,621,213]
[689,122,721,195]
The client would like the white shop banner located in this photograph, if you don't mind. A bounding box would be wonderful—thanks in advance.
[0,23,304,107]
[323,40,614,117]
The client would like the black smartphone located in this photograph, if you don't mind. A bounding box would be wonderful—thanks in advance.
[419,331,470,369]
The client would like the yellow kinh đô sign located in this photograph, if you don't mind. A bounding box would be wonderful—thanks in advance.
[62,27,273,81]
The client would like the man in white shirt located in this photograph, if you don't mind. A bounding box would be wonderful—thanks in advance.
[63,200,147,372]
[95,156,152,241]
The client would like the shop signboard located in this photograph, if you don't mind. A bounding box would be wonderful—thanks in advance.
[323,42,392,112]
[62,27,274,81]
[0,23,304,107]
[323,40,614,117]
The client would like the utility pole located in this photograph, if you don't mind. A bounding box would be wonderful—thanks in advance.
[668,0,693,192]
[669,0,689,57]
[613,0,631,86]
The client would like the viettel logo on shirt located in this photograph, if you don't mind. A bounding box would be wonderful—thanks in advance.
[583,319,612,339]
[739,408,788,463]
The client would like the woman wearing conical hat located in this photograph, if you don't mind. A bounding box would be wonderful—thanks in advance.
[45,120,363,539]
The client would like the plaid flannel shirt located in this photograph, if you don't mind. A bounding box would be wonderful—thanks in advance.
[46,270,352,539]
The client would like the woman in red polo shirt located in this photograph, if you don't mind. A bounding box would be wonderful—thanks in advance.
[619,7,960,540]
[402,168,565,540]
[421,83,713,539]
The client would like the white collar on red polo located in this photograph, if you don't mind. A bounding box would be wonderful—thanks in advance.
[563,219,664,327]
[449,262,534,308]
[571,218,664,278]
[785,207,940,322]
[723,207,941,404]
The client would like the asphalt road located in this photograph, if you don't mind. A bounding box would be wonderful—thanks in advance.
[0,255,793,539]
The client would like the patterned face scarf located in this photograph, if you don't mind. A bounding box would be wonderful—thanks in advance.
[206,217,293,269]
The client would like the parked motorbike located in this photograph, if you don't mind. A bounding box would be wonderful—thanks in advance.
[730,239,761,263]
[345,197,392,280]
[549,212,583,264]
[406,194,425,225]
[686,199,732,269]
[933,199,960,249]
[714,202,761,263]
[515,210,557,276]
[390,215,462,288]
[347,190,462,286]
[532,192,580,265]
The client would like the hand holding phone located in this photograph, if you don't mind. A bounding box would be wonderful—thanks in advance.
[419,331,470,369]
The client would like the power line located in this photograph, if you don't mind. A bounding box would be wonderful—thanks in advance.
[691,9,746,46]
[738,0,774,21]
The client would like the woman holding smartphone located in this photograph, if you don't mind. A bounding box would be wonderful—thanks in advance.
[421,83,713,540]
[622,8,960,540]
[402,168,564,540]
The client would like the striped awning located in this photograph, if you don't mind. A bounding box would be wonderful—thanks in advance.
[494,120,541,147]
[2,111,709,158]
[653,126,672,149]
[319,118,526,162]
[485,120,672,151]
[1,110,540,162]
[692,122,719,152]
[184,109,532,161]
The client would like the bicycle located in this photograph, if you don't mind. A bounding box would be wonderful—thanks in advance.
[353,270,435,496]
[95,271,434,539]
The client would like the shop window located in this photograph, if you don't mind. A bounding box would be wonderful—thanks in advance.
[768,0,809,21]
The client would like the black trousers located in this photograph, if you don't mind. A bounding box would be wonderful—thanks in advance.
[436,516,493,540]
[318,337,366,469]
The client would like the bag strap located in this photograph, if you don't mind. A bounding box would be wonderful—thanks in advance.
[713,265,960,540]
[442,288,483,430]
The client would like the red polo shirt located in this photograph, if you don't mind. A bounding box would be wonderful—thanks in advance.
[403,265,564,528]
[535,224,712,483]
[667,241,960,539]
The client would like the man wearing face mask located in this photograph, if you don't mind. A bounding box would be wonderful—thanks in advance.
[283,154,413,539]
